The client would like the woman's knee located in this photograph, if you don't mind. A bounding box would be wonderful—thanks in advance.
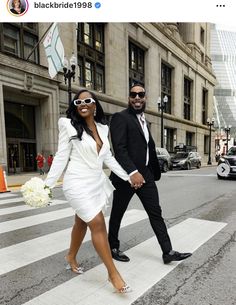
[88,212,106,232]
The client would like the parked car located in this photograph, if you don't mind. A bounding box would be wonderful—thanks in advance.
[217,146,236,179]
[171,151,201,170]
[156,147,172,172]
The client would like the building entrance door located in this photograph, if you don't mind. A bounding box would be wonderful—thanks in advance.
[7,143,20,174]
[7,141,37,173]
[20,142,36,172]
[5,101,37,173]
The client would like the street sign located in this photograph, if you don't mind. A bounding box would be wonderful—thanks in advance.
[217,163,230,177]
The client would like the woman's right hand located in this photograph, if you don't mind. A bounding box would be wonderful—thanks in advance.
[130,172,145,189]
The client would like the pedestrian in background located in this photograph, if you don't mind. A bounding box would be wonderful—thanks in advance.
[47,154,54,172]
[36,153,45,175]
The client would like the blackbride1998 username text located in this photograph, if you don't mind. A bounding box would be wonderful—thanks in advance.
[34,2,93,8]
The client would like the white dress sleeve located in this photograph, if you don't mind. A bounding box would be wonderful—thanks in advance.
[44,118,72,188]
[103,148,130,182]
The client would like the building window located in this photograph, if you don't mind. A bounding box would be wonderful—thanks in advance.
[84,23,93,47]
[186,131,194,146]
[202,88,208,125]
[24,33,38,63]
[85,61,94,89]
[0,23,39,64]
[164,128,174,152]
[4,102,35,139]
[77,23,105,92]
[129,41,145,87]
[161,62,172,114]
[200,27,205,45]
[184,77,192,120]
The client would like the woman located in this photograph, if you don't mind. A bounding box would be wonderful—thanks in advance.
[45,89,131,293]
[36,153,45,175]
[10,0,25,14]
[47,154,54,172]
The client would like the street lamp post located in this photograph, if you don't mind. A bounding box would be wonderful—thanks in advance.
[224,125,231,153]
[207,117,215,165]
[63,53,76,105]
[157,95,168,148]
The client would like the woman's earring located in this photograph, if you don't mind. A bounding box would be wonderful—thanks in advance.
[94,108,97,116]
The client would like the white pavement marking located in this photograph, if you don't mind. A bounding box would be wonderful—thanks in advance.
[0,209,147,275]
[0,200,68,216]
[0,197,25,205]
[0,208,74,234]
[0,193,18,199]
[21,218,227,305]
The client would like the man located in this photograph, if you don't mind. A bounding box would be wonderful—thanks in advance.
[108,83,192,264]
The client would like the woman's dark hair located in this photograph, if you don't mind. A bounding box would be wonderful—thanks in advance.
[66,89,107,140]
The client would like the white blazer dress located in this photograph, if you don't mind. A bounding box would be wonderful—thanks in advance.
[45,117,129,222]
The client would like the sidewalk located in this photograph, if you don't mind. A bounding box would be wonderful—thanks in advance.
[4,172,60,191]
[3,163,217,192]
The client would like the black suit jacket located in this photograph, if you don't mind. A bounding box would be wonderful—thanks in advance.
[110,108,161,182]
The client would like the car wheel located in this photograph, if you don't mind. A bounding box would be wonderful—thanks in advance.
[163,162,168,172]
[186,163,191,170]
[197,162,201,169]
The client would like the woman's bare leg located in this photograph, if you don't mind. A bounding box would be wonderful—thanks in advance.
[66,214,87,271]
[88,212,127,291]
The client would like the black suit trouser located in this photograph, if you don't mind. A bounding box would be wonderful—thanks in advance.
[108,176,172,254]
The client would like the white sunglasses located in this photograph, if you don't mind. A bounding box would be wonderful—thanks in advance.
[73,98,96,106]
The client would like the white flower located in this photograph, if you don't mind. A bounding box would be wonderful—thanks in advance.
[21,177,52,208]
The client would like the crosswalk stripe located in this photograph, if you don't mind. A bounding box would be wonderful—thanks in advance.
[0,208,74,234]
[21,218,227,305]
[0,209,147,275]
[0,199,67,216]
[0,197,25,205]
[0,193,18,199]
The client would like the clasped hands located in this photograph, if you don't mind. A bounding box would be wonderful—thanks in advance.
[130,172,145,189]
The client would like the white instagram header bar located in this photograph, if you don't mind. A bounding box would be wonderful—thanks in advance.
[0,0,235,25]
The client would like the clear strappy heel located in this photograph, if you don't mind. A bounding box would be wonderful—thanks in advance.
[108,278,132,293]
[65,257,84,274]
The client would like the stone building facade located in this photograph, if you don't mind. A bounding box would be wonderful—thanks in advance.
[0,22,216,173]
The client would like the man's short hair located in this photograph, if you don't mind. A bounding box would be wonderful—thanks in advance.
[130,83,145,91]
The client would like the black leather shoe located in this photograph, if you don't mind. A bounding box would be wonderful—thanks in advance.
[163,250,192,264]
[111,248,130,262]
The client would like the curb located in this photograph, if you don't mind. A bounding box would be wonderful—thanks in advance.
[6,181,63,191]
[5,166,217,190]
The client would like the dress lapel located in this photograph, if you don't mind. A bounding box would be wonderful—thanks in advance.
[96,123,109,157]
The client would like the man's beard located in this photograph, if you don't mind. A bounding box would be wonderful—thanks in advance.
[128,102,146,114]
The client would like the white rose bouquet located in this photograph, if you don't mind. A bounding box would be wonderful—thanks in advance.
[21,177,52,208]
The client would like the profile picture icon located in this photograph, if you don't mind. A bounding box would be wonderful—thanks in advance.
[7,0,28,16]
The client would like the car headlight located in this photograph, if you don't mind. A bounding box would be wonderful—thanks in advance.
[178,160,186,165]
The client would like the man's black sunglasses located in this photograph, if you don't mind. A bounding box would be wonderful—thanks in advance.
[129,91,146,98]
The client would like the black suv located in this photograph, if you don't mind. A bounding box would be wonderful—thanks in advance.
[217,146,236,179]
[171,151,201,170]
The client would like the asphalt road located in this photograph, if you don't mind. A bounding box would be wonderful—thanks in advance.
[0,166,236,305]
